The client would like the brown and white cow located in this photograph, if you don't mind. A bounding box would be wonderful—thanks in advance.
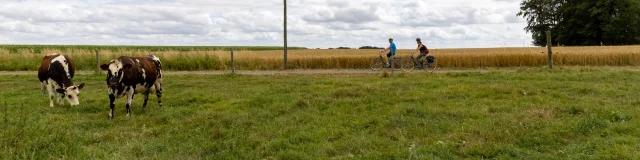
[100,55,163,119]
[38,53,85,107]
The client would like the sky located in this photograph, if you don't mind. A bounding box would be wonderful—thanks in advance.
[0,0,532,49]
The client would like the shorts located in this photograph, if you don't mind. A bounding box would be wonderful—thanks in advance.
[416,52,427,60]
[386,52,396,58]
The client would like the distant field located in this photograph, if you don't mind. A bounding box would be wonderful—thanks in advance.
[0,45,306,53]
[1,68,638,159]
[1,45,640,71]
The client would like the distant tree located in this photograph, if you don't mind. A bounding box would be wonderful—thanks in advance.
[517,0,564,46]
[518,0,640,46]
[337,47,351,49]
[358,46,384,49]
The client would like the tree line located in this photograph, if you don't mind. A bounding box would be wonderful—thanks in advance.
[321,46,384,49]
[518,0,640,46]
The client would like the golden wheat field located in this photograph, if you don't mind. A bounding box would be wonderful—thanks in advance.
[1,45,640,71]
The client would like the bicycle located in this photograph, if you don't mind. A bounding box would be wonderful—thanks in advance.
[401,52,437,72]
[370,51,402,71]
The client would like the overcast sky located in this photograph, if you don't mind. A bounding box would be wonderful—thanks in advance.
[0,0,531,49]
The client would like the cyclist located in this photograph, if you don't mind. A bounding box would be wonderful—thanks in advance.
[415,38,429,67]
[380,37,397,67]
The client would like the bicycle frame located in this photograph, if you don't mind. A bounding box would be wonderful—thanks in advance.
[408,52,421,65]
[381,51,401,69]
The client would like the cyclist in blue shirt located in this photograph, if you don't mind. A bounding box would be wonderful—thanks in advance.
[380,37,397,67]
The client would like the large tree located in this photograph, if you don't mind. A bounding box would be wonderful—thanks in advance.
[518,0,640,46]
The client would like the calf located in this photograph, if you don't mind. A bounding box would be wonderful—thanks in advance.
[100,55,163,119]
[38,53,85,107]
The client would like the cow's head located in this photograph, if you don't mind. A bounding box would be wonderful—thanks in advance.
[55,83,85,106]
[100,60,132,90]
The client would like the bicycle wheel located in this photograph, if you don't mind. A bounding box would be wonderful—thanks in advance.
[370,58,384,71]
[402,58,415,72]
[392,57,402,71]
[423,57,437,73]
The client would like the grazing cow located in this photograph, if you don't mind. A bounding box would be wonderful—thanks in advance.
[38,53,85,107]
[100,55,163,119]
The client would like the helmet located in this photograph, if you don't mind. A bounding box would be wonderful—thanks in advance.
[416,38,421,42]
[388,37,393,40]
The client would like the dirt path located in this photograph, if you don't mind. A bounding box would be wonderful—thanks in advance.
[0,69,511,76]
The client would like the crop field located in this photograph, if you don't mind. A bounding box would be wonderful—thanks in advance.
[1,68,639,159]
[0,45,305,53]
[1,45,640,71]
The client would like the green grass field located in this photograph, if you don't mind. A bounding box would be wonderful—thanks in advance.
[1,68,639,159]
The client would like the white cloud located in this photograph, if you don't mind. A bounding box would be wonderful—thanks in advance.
[301,2,379,24]
[0,0,532,48]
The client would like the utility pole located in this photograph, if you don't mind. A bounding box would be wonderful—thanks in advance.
[283,0,288,70]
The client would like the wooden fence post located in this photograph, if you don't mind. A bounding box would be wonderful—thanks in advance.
[95,49,100,74]
[546,31,553,69]
[391,56,395,75]
[231,49,235,74]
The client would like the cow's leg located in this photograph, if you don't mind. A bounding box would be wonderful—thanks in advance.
[46,81,55,107]
[125,87,135,118]
[55,84,63,105]
[55,92,60,105]
[41,82,46,101]
[142,90,150,108]
[109,93,116,119]
[52,81,64,105]
[53,82,62,105]
[155,81,162,107]
[58,94,65,105]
